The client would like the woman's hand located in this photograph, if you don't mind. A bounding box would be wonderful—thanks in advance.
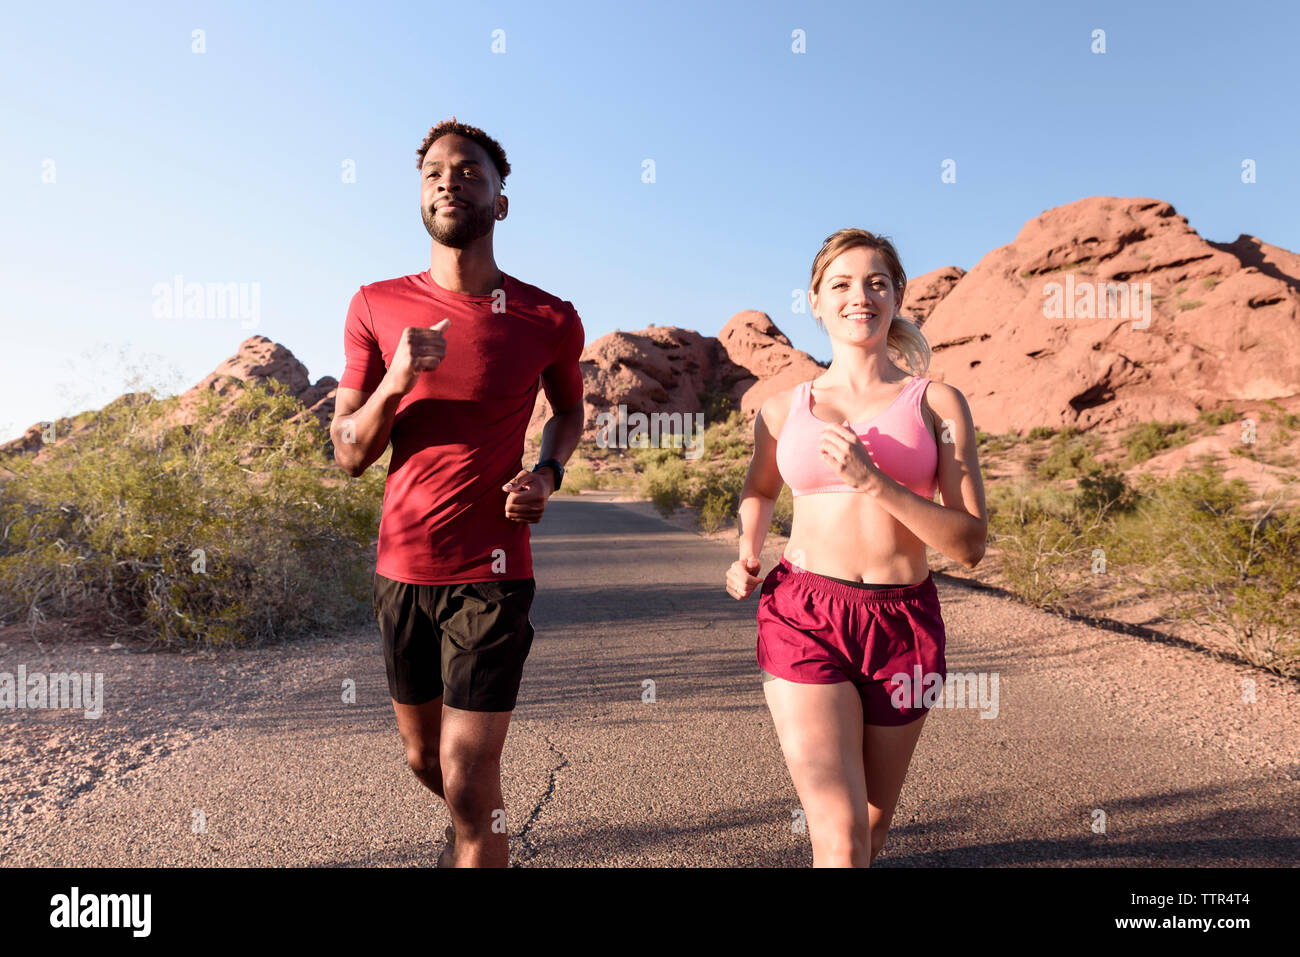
[818,420,884,494]
[726,557,763,600]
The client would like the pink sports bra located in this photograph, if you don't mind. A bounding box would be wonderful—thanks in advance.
[776,376,939,498]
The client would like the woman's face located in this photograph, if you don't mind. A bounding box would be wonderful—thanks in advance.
[810,246,899,345]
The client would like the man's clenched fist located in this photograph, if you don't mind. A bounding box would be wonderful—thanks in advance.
[502,469,554,524]
[388,319,450,394]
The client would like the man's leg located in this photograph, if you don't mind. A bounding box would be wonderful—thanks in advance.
[432,577,536,867]
[392,696,445,798]
[439,706,513,867]
[374,571,450,861]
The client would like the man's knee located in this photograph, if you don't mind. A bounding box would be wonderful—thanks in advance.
[405,744,445,795]
[441,754,501,817]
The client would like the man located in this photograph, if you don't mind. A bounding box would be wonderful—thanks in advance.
[331,118,585,868]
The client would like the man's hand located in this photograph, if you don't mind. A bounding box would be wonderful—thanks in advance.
[387,319,450,395]
[502,468,555,524]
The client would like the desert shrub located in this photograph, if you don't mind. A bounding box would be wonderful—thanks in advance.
[986,478,1103,611]
[1123,420,1194,463]
[1074,468,1139,517]
[699,411,750,461]
[1197,406,1239,427]
[0,381,384,647]
[692,462,749,533]
[1114,464,1300,670]
[639,456,690,515]
[696,389,737,426]
[988,463,1299,671]
[558,461,602,494]
[769,485,794,536]
[976,429,1020,455]
[1035,431,1103,480]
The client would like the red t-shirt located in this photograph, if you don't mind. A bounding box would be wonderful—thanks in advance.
[339,269,585,585]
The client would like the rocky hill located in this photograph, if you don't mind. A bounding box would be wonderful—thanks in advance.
[914,196,1300,434]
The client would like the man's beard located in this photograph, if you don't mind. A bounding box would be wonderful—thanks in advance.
[421,200,495,248]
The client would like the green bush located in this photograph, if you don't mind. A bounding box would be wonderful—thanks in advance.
[696,390,738,426]
[1115,464,1300,669]
[0,381,383,647]
[558,462,602,494]
[976,429,1020,455]
[769,485,794,536]
[640,456,690,515]
[1124,420,1194,463]
[1074,469,1138,517]
[1197,406,1239,427]
[1035,431,1103,480]
[986,478,1099,611]
[987,463,1300,671]
[694,465,745,533]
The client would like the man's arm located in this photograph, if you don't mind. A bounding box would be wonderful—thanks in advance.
[501,392,585,521]
[501,312,586,521]
[535,396,585,481]
[331,382,404,478]
[332,320,449,478]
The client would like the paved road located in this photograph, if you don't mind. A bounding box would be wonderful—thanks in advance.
[4,497,1298,866]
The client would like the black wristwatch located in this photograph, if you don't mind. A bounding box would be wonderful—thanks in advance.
[533,458,564,491]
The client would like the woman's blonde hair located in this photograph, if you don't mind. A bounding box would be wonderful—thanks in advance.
[809,228,931,378]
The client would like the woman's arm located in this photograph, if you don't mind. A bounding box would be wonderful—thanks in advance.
[727,391,792,600]
[859,381,988,568]
[737,392,788,563]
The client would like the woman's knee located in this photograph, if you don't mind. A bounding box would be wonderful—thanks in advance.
[869,821,890,862]
[812,822,872,867]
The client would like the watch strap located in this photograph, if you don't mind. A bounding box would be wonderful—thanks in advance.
[533,458,564,490]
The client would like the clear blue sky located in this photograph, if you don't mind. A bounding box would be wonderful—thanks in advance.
[2,0,1296,442]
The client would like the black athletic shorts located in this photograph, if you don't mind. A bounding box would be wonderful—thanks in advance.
[373,572,537,711]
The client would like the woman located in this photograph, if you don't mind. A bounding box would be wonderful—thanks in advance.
[726,228,987,867]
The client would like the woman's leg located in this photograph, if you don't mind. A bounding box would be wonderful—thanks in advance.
[863,712,930,864]
[763,677,870,867]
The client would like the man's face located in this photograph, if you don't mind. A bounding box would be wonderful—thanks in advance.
[419,134,505,248]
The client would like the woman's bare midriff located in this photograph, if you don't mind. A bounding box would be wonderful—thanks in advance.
[779,390,938,585]
[784,492,930,584]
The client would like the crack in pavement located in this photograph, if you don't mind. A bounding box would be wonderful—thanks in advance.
[513,730,570,866]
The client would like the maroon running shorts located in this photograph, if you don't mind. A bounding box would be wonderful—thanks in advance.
[756,556,947,726]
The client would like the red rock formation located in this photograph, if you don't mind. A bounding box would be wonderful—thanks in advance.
[524,312,827,444]
[902,266,965,325]
[919,197,1300,434]
[717,310,826,418]
[178,336,338,431]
